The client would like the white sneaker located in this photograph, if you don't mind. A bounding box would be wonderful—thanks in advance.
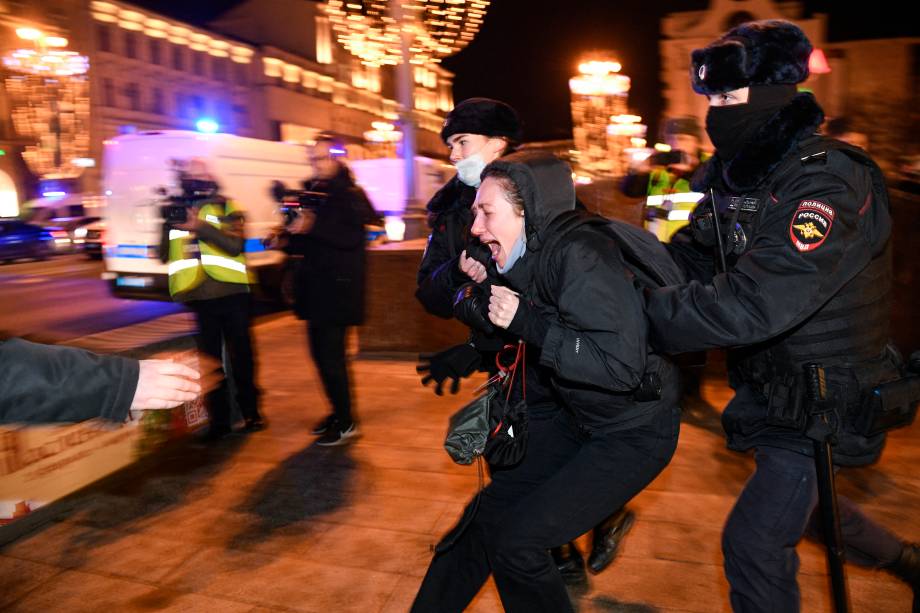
[316,422,360,446]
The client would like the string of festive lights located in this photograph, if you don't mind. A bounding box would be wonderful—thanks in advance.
[324,0,490,66]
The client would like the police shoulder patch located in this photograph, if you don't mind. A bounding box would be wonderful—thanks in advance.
[790,199,835,252]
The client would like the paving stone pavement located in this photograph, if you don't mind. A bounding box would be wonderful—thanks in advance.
[1,314,917,612]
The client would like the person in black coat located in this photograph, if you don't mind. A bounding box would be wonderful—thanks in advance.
[277,136,375,446]
[642,20,920,611]
[417,98,636,580]
[412,151,680,613]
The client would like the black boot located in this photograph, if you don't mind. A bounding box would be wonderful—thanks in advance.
[887,543,920,613]
[588,508,636,574]
[551,542,587,587]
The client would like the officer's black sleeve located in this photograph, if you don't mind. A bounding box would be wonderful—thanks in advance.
[415,213,468,319]
[0,339,139,424]
[540,230,646,392]
[664,218,717,285]
[645,163,873,354]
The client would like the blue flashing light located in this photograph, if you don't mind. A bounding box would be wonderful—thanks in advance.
[42,191,67,198]
[196,118,219,133]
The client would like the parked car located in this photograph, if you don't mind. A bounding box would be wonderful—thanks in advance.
[21,193,104,254]
[80,219,105,259]
[0,219,53,263]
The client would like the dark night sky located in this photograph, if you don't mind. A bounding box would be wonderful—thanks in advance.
[142,0,917,142]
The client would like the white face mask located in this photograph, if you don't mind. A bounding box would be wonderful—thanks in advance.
[455,152,488,187]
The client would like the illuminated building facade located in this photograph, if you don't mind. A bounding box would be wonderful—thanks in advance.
[0,0,455,203]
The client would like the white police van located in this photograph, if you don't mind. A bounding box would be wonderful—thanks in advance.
[101,130,307,301]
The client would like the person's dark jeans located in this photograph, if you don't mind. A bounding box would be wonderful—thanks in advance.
[307,322,354,427]
[723,445,903,613]
[412,405,680,613]
[189,293,260,431]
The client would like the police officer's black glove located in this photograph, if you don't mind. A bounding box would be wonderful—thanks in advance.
[453,282,495,335]
[416,343,482,396]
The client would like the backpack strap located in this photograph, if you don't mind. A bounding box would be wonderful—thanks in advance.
[535,210,608,304]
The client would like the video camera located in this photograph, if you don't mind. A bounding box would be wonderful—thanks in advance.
[649,149,687,167]
[156,162,220,225]
[269,180,327,226]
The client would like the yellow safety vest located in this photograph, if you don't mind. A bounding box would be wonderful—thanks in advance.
[644,170,704,242]
[167,200,249,296]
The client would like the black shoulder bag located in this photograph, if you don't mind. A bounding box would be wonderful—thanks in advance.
[436,341,529,553]
[443,340,529,467]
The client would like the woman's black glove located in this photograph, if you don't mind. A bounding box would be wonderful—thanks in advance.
[416,343,482,395]
[453,282,495,335]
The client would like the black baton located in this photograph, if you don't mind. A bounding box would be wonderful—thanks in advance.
[804,363,849,613]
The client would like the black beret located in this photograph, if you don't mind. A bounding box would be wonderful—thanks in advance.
[440,97,524,144]
[691,20,812,95]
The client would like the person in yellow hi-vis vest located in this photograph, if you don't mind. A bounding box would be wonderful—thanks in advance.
[622,117,708,242]
[160,158,264,440]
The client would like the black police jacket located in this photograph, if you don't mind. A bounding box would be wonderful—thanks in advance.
[416,175,477,319]
[644,93,898,465]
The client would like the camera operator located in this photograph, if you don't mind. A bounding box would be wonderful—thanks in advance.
[159,158,264,440]
[268,135,375,446]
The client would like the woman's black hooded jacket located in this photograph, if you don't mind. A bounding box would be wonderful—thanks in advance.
[489,151,678,432]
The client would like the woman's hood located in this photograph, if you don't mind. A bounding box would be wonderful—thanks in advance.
[482,151,575,252]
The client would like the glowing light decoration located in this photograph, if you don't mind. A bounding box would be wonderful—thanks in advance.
[364,120,402,143]
[569,56,644,178]
[324,0,490,66]
[808,48,831,75]
[3,31,91,179]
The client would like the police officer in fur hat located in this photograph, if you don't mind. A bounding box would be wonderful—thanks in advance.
[643,20,919,612]
[415,97,524,324]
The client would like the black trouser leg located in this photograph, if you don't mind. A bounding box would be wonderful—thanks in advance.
[413,406,680,613]
[412,518,494,613]
[191,300,231,431]
[307,322,353,426]
[723,446,904,613]
[219,293,260,421]
[489,407,679,613]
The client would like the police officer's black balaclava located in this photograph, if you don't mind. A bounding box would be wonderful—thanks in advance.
[705,84,797,162]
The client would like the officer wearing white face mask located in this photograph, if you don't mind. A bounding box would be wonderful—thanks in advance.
[416,97,523,324]
[415,97,522,400]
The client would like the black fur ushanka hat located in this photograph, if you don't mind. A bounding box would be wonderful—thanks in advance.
[691,20,812,95]
[440,97,524,145]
